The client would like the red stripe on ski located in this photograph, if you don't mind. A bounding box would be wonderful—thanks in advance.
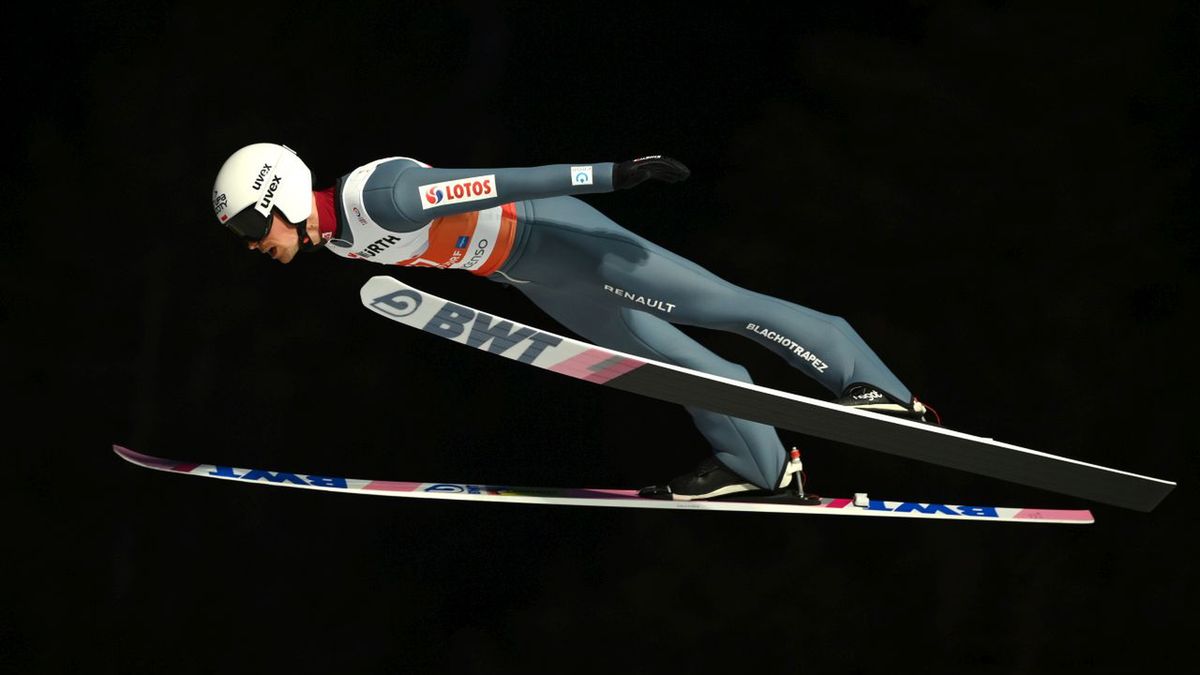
[548,349,645,384]
[825,498,853,509]
[570,488,640,498]
[1015,508,1094,522]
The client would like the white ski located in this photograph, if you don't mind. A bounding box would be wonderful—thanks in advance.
[113,445,1093,524]
[360,275,1174,512]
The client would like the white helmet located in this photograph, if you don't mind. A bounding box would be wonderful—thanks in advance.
[212,143,313,243]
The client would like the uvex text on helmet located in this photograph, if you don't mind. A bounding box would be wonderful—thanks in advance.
[212,143,313,241]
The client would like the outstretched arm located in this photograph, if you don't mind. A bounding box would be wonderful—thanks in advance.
[389,156,689,223]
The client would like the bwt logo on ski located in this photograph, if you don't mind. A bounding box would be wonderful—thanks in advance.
[207,466,349,489]
[370,289,423,317]
[420,175,496,209]
[423,484,496,495]
[864,501,1000,518]
[370,291,563,364]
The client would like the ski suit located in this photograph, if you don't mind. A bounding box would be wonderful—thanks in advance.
[320,157,912,489]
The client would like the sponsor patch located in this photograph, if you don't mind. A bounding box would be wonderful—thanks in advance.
[602,284,676,313]
[461,238,491,270]
[745,323,830,373]
[571,166,594,186]
[350,235,403,259]
[420,175,496,210]
[212,190,229,219]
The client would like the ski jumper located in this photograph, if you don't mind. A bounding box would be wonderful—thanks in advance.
[322,157,913,489]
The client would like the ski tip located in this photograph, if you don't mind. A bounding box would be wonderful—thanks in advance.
[361,275,399,287]
[113,444,161,467]
[112,444,201,473]
[359,275,402,304]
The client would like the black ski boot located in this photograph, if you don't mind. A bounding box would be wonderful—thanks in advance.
[835,383,939,424]
[639,454,801,501]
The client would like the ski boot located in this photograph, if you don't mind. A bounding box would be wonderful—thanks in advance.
[835,383,940,425]
[639,448,819,504]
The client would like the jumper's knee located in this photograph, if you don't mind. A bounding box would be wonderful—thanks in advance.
[708,360,752,384]
[825,314,854,337]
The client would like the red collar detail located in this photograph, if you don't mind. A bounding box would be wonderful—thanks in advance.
[315,187,337,242]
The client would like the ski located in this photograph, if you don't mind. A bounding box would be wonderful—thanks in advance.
[360,275,1174,512]
[113,445,1093,524]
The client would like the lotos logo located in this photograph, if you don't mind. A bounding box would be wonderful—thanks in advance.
[424,186,446,205]
[419,175,497,210]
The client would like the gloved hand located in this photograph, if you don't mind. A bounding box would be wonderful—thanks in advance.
[612,155,690,190]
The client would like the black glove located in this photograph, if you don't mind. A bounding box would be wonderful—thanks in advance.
[612,155,690,190]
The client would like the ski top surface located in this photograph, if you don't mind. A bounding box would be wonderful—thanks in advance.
[113,446,1093,524]
[360,275,1175,512]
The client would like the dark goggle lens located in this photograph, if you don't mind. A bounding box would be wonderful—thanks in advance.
[224,207,272,242]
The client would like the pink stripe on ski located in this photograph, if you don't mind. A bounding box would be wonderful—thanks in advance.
[565,488,640,499]
[548,349,645,384]
[824,498,853,509]
[1015,509,1093,521]
[362,480,425,492]
[114,445,199,473]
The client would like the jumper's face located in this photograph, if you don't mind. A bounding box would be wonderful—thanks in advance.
[246,211,300,264]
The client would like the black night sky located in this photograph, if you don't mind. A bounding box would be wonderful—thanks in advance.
[6,2,1197,673]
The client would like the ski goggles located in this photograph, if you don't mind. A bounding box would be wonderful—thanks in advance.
[223,206,273,243]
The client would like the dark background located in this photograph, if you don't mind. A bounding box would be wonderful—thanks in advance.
[5,2,1196,673]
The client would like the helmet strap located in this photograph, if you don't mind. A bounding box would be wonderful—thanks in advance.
[293,219,323,254]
